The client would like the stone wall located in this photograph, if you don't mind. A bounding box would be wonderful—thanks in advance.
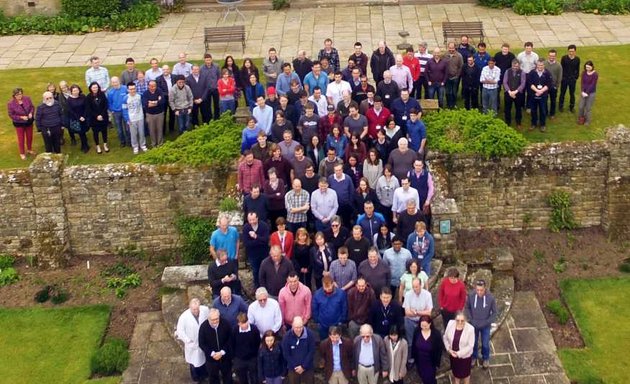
[430,141,610,232]
[0,126,628,267]
[0,0,61,16]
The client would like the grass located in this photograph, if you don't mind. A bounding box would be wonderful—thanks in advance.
[0,305,117,384]
[559,278,630,384]
[0,46,629,169]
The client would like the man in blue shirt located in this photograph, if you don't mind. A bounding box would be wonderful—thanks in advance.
[390,89,421,134]
[209,215,240,261]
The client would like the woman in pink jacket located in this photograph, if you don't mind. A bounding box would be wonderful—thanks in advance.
[7,88,36,160]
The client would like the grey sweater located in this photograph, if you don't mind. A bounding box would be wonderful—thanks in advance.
[168,84,193,111]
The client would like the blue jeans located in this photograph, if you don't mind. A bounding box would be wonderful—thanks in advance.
[420,254,432,276]
[220,99,236,115]
[112,111,129,145]
[287,222,306,234]
[404,317,418,359]
[428,84,445,108]
[530,94,548,127]
[482,88,498,116]
[472,325,491,361]
[176,109,190,133]
[315,219,331,232]
[445,77,459,108]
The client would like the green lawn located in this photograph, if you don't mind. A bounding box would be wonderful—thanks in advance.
[1,46,629,169]
[0,305,119,384]
[559,278,630,384]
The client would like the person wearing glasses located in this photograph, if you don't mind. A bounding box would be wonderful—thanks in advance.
[247,287,283,337]
[443,311,475,384]
[353,323,389,384]
[465,279,497,370]
[8,87,36,160]
[198,308,233,384]
[35,91,64,154]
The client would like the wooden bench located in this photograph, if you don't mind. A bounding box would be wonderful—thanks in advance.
[204,25,246,53]
[421,99,440,113]
[442,21,484,45]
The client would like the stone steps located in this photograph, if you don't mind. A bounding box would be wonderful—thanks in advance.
[289,0,475,9]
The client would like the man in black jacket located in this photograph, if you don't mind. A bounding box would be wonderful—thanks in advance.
[199,308,233,384]
[370,41,395,85]
[35,91,64,153]
[208,250,241,297]
[187,65,210,126]
[156,64,176,133]
[232,313,261,384]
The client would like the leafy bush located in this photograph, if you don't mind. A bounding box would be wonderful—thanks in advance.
[106,273,142,298]
[547,299,570,324]
[272,0,290,9]
[0,254,15,269]
[548,190,577,232]
[33,284,70,304]
[175,215,215,265]
[62,0,122,17]
[90,338,130,376]
[136,113,241,169]
[219,197,240,212]
[579,0,630,14]
[101,262,136,278]
[116,244,146,260]
[423,109,527,158]
[619,258,630,273]
[513,0,564,14]
[478,0,516,7]
[35,286,52,303]
[0,1,160,35]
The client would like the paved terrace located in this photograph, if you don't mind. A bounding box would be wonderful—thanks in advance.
[123,291,570,384]
[1,4,630,70]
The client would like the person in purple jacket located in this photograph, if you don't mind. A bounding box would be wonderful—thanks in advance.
[7,88,36,160]
[426,48,448,108]
[577,60,598,126]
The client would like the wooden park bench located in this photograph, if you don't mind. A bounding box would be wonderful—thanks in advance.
[442,21,485,45]
[204,25,246,53]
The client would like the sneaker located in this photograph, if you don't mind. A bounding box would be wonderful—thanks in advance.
[71,137,77,146]
[471,359,477,368]
[133,148,139,155]
[140,146,148,152]
[103,143,109,152]
[96,145,102,154]
[540,126,546,132]
[20,154,27,160]
[483,360,490,369]
[529,125,535,131]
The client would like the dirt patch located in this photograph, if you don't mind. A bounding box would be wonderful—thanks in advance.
[0,255,163,342]
[458,226,628,349]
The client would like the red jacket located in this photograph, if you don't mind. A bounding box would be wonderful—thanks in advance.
[438,278,467,313]
[365,106,391,139]
[318,113,343,141]
[238,158,265,194]
[270,230,294,259]
[403,55,421,81]
[217,77,236,98]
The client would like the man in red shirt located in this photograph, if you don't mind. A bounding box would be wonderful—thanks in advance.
[402,48,421,97]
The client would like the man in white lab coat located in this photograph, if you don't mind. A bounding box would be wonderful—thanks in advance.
[176,298,210,383]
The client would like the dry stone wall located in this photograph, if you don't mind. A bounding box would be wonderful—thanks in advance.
[0,126,628,268]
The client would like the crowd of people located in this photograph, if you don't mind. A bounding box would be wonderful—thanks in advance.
[7,38,597,162]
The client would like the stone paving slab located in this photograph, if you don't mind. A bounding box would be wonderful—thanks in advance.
[1,5,630,70]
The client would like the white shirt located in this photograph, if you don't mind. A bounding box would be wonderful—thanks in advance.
[326,80,352,107]
[391,187,420,214]
[175,305,210,367]
[480,65,502,90]
[403,289,433,322]
[389,64,414,93]
[517,51,539,74]
[308,95,329,117]
[247,298,283,336]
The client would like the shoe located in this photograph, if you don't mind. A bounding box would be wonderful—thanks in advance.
[103,143,109,152]
[483,360,490,369]
[559,107,564,113]
[550,115,556,120]
[20,154,27,160]
[82,146,90,153]
[120,143,126,148]
[516,124,522,130]
[133,148,139,155]
[27,150,37,156]
[529,125,535,131]
[578,116,586,125]
[140,146,148,152]
[70,137,77,146]
[540,126,546,132]
[570,107,575,113]
[471,359,477,368]
[60,137,65,145]
[96,145,102,154]
[526,108,531,114]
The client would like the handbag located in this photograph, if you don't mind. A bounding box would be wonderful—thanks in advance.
[69,119,83,133]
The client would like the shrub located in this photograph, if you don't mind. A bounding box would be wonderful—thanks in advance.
[106,273,142,298]
[116,244,146,260]
[423,109,527,158]
[101,262,136,278]
[62,0,122,17]
[619,258,630,273]
[272,0,290,9]
[0,254,15,269]
[580,0,630,14]
[136,113,241,169]
[512,0,564,14]
[33,284,70,304]
[547,299,570,324]
[0,1,160,36]
[219,197,240,212]
[35,286,52,303]
[478,0,516,7]
[90,338,130,376]
[175,215,215,265]
[548,190,577,232]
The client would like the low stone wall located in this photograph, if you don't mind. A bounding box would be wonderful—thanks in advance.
[0,0,61,16]
[0,126,628,267]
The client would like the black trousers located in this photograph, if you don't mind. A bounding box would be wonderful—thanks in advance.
[233,357,257,384]
[462,86,479,110]
[504,91,524,125]
[559,79,577,111]
[41,127,62,153]
[207,358,232,384]
[206,88,220,120]
[163,103,176,134]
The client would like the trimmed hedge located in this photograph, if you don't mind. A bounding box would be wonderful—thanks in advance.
[423,109,528,158]
[61,0,122,18]
[479,0,630,14]
[0,1,160,35]
[90,338,130,376]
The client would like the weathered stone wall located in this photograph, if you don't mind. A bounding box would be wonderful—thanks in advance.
[0,168,36,255]
[602,126,630,241]
[430,141,610,231]
[0,0,61,16]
